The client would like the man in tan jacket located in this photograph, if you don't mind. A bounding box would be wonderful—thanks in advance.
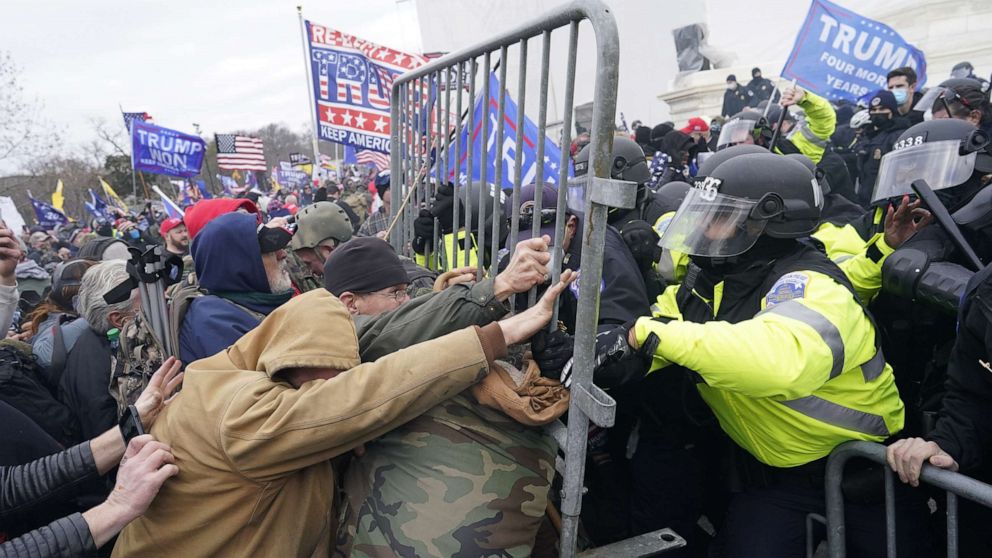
[112,246,570,557]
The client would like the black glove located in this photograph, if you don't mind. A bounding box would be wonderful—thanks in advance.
[531,329,574,381]
[412,209,435,255]
[560,323,660,388]
[619,220,662,273]
[430,182,456,232]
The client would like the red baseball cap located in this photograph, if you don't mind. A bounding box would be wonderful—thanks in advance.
[159,217,184,236]
[680,117,709,134]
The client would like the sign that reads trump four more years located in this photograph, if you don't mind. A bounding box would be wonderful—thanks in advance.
[782,0,927,103]
[131,121,206,178]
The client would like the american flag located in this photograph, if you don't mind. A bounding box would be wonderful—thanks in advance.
[215,134,267,171]
[356,150,390,172]
[122,111,153,131]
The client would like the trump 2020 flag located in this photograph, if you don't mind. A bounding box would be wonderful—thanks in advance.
[781,0,926,102]
[131,121,206,178]
[305,21,428,154]
[448,73,572,188]
[29,196,69,228]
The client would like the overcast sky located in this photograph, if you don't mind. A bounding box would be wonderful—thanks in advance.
[2,0,422,174]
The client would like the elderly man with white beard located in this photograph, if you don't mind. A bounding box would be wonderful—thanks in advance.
[177,212,297,364]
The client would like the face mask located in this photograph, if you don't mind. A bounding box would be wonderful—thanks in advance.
[753,73,761,80]
[727,82,737,90]
[870,114,893,130]
[891,89,908,105]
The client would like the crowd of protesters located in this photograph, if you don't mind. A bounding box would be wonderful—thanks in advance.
[1,60,992,558]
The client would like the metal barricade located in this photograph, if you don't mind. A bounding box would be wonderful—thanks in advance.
[387,1,681,556]
[825,440,992,558]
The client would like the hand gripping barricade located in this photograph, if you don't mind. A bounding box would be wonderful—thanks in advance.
[388,1,684,555]
[823,441,992,558]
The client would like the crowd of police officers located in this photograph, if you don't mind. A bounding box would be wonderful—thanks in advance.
[407,71,992,556]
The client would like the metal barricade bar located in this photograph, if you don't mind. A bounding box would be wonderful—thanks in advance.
[387,2,673,556]
[825,440,992,558]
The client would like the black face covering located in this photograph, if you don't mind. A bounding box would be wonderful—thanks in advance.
[689,236,798,279]
[870,114,893,132]
[936,173,986,213]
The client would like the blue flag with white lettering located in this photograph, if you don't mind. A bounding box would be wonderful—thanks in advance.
[84,189,115,222]
[131,121,206,178]
[447,73,572,188]
[29,197,68,228]
[781,0,926,103]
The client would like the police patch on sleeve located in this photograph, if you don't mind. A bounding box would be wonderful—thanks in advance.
[765,272,811,307]
[568,269,606,299]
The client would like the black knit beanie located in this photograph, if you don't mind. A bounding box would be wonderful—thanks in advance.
[323,237,408,295]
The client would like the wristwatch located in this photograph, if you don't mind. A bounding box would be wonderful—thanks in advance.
[118,404,146,446]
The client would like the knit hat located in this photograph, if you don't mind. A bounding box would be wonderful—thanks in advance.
[726,74,737,82]
[869,90,899,113]
[323,237,408,295]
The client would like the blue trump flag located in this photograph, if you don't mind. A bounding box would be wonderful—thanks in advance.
[781,0,926,103]
[447,73,572,188]
[131,121,206,178]
[84,189,115,222]
[29,196,68,228]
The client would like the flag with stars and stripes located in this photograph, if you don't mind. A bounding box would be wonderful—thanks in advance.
[215,134,267,171]
[448,73,572,189]
[305,20,428,154]
[122,111,153,132]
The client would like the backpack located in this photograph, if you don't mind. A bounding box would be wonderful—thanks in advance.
[0,341,79,445]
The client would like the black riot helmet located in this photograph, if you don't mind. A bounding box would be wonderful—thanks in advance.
[715,110,773,150]
[655,181,692,215]
[872,118,992,205]
[574,136,652,186]
[697,144,768,177]
[784,153,831,195]
[660,153,821,257]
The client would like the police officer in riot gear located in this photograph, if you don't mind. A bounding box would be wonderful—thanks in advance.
[573,137,667,295]
[873,119,992,437]
[628,153,922,557]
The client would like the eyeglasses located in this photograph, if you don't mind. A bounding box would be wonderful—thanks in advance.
[366,287,410,303]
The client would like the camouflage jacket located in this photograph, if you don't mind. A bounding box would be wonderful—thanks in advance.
[335,391,556,558]
[109,311,165,419]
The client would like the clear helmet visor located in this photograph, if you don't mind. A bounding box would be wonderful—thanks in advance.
[913,87,948,112]
[660,187,768,257]
[716,119,756,149]
[872,140,976,203]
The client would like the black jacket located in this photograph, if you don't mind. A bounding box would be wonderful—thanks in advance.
[929,265,992,472]
[722,87,748,117]
[58,328,116,443]
[0,442,98,557]
[745,77,777,108]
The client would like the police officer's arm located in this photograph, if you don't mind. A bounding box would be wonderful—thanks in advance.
[632,271,869,399]
[794,88,836,141]
[915,283,992,474]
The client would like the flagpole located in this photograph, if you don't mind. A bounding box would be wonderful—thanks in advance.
[120,102,139,201]
[297,6,322,173]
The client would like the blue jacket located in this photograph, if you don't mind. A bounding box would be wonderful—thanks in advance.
[179,213,285,364]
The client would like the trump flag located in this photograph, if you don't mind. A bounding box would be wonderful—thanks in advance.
[305,21,428,154]
[781,0,926,102]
